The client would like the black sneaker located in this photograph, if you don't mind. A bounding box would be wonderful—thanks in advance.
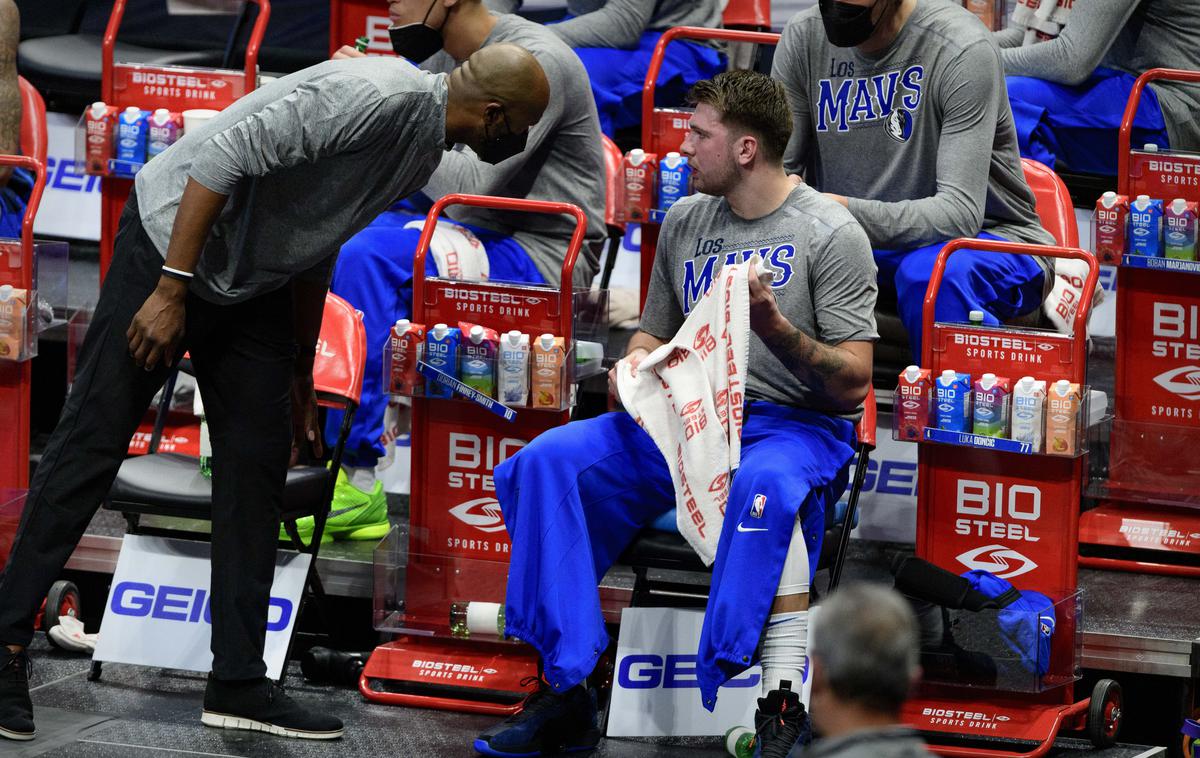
[201,676,343,740]
[747,684,811,758]
[474,677,601,756]
[0,647,34,741]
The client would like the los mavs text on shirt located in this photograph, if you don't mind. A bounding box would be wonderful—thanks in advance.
[816,63,925,141]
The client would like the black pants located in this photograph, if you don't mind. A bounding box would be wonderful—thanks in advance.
[0,193,297,680]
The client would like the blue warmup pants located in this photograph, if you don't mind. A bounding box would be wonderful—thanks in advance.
[874,232,1046,361]
[1007,67,1169,175]
[496,401,855,710]
[324,210,545,466]
[0,168,33,239]
[572,31,725,137]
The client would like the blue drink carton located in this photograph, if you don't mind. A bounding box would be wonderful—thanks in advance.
[657,152,691,213]
[1165,198,1198,261]
[972,373,1011,438]
[116,106,150,164]
[424,323,461,399]
[935,370,972,432]
[1128,195,1164,257]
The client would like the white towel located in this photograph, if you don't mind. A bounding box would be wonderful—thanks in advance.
[617,258,755,566]
[1043,256,1103,334]
[403,218,490,281]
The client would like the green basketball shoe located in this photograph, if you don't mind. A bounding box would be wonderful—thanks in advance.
[280,466,390,545]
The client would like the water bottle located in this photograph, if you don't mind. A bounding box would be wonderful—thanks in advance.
[725,725,756,757]
[449,601,505,638]
[199,415,212,479]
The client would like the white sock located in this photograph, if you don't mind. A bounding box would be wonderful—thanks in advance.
[761,609,808,697]
[346,465,378,492]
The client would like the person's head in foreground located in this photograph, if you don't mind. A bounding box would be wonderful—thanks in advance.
[810,584,921,738]
[446,43,549,164]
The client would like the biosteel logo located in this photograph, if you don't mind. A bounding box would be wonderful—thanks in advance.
[130,72,226,89]
[951,334,1051,353]
[955,545,1038,579]
[442,289,545,307]
[1152,366,1200,401]
[448,497,506,533]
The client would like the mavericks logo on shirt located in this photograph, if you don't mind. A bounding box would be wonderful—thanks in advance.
[816,64,924,141]
[682,241,796,314]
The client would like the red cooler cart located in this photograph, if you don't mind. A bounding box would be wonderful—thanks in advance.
[898,239,1121,757]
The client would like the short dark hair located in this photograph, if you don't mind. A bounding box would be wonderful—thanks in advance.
[687,70,793,164]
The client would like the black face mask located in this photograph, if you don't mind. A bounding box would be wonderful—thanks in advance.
[818,0,885,48]
[389,0,444,61]
[479,109,528,165]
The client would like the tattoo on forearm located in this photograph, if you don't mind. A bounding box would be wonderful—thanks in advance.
[767,326,848,400]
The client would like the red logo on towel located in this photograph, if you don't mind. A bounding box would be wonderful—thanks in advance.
[679,398,709,441]
[693,324,717,358]
[676,443,706,539]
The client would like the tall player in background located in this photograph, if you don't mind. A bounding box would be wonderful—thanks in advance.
[996,0,1200,175]
[485,0,725,137]
[773,0,1054,360]
[474,71,877,758]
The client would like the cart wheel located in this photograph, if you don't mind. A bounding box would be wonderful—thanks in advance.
[1087,678,1122,748]
[42,580,81,633]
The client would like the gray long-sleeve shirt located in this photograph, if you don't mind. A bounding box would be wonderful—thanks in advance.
[135,58,448,304]
[485,0,722,49]
[421,14,606,286]
[773,0,1054,251]
[994,0,1200,153]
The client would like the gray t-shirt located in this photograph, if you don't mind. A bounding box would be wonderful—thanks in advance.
[135,58,447,304]
[773,0,1055,252]
[486,0,722,48]
[995,0,1200,154]
[640,186,879,416]
[808,727,936,758]
[421,14,606,286]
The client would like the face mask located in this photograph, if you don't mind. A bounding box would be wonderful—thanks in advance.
[389,0,444,61]
[479,110,528,165]
[818,0,885,48]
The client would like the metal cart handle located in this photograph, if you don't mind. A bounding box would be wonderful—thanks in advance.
[641,26,781,152]
[1117,67,1200,198]
[411,193,589,341]
[102,0,273,99]
[0,155,47,288]
[920,239,1099,370]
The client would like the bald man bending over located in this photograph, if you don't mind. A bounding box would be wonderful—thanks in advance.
[0,45,548,744]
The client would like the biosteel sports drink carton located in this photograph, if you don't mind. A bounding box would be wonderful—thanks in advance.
[531,334,566,409]
[116,107,150,164]
[424,324,461,399]
[1045,380,1081,456]
[85,101,118,174]
[619,149,656,224]
[1128,195,1164,257]
[1011,377,1047,452]
[657,152,691,213]
[935,370,972,432]
[498,330,530,407]
[387,319,425,395]
[1164,198,1198,261]
[896,365,931,440]
[0,285,28,360]
[1094,192,1129,263]
[972,373,1011,438]
[146,108,181,160]
[460,322,499,398]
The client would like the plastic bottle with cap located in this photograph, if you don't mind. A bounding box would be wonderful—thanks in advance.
[968,310,985,326]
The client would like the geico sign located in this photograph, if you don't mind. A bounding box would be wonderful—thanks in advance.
[617,654,762,690]
[110,582,293,632]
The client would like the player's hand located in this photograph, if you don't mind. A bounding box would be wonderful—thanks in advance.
[127,279,187,371]
[290,373,324,466]
[332,45,366,60]
[608,346,649,398]
[748,261,787,340]
[822,192,849,207]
